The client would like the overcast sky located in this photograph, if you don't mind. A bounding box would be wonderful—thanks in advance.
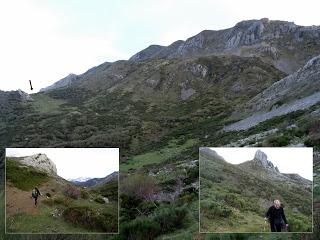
[211,147,313,180]
[1,0,320,93]
[6,148,119,180]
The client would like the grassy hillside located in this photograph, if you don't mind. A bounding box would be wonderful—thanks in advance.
[5,159,118,233]
[0,28,320,239]
[200,150,312,233]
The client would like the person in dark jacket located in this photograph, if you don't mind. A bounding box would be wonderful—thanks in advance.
[31,187,41,206]
[265,199,288,232]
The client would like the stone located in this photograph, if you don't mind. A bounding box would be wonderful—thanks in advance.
[181,87,196,100]
[19,153,57,175]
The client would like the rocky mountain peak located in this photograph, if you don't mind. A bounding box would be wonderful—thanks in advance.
[19,153,57,176]
[253,150,279,172]
[40,73,78,92]
[16,89,33,101]
[129,45,165,61]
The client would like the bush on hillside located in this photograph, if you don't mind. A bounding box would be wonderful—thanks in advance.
[42,198,54,206]
[120,194,143,222]
[266,134,290,147]
[121,174,157,200]
[224,193,245,210]
[63,206,118,232]
[201,200,232,219]
[152,204,188,233]
[53,196,72,206]
[94,196,105,204]
[121,217,160,240]
[63,185,81,199]
[80,189,89,199]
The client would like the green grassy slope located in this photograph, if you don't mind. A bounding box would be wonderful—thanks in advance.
[5,159,118,234]
[200,150,312,233]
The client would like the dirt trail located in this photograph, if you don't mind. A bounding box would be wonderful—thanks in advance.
[6,178,66,217]
[6,184,40,217]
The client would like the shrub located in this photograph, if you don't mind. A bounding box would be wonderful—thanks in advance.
[152,204,188,233]
[121,174,157,200]
[63,184,81,199]
[94,197,105,204]
[266,134,290,147]
[224,193,245,210]
[121,218,160,240]
[201,200,232,218]
[53,196,72,206]
[42,198,54,206]
[63,206,118,232]
[81,189,89,199]
[120,194,143,222]
[95,178,118,201]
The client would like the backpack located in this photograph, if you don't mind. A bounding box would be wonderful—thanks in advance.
[32,189,38,198]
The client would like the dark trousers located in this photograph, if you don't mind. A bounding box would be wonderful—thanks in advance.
[34,197,38,206]
[270,223,282,232]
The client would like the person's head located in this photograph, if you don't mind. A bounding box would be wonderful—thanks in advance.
[273,199,281,209]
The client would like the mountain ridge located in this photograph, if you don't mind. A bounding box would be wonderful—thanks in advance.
[37,18,320,93]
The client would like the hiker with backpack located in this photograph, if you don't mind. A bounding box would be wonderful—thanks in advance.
[265,199,289,232]
[31,187,41,206]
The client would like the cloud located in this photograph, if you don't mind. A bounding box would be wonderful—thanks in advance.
[0,0,126,93]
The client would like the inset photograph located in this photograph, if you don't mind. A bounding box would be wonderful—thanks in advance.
[199,147,313,233]
[5,148,119,234]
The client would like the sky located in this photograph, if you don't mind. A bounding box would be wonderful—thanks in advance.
[211,147,313,180]
[6,148,119,180]
[1,0,320,93]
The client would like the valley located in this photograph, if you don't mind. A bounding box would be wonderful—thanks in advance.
[0,18,320,239]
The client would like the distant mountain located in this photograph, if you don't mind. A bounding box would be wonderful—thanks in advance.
[68,177,92,183]
[38,18,320,93]
[200,148,312,232]
[71,171,118,187]
[40,73,79,92]
[129,18,320,74]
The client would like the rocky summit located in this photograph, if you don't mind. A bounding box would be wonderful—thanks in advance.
[18,153,57,175]
[253,150,279,172]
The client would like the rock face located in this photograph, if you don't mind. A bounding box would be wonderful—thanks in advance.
[224,55,320,131]
[16,89,33,101]
[38,18,320,94]
[0,90,33,114]
[40,73,78,92]
[19,153,57,175]
[244,55,320,113]
[253,150,279,172]
[129,45,165,61]
[128,18,320,73]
